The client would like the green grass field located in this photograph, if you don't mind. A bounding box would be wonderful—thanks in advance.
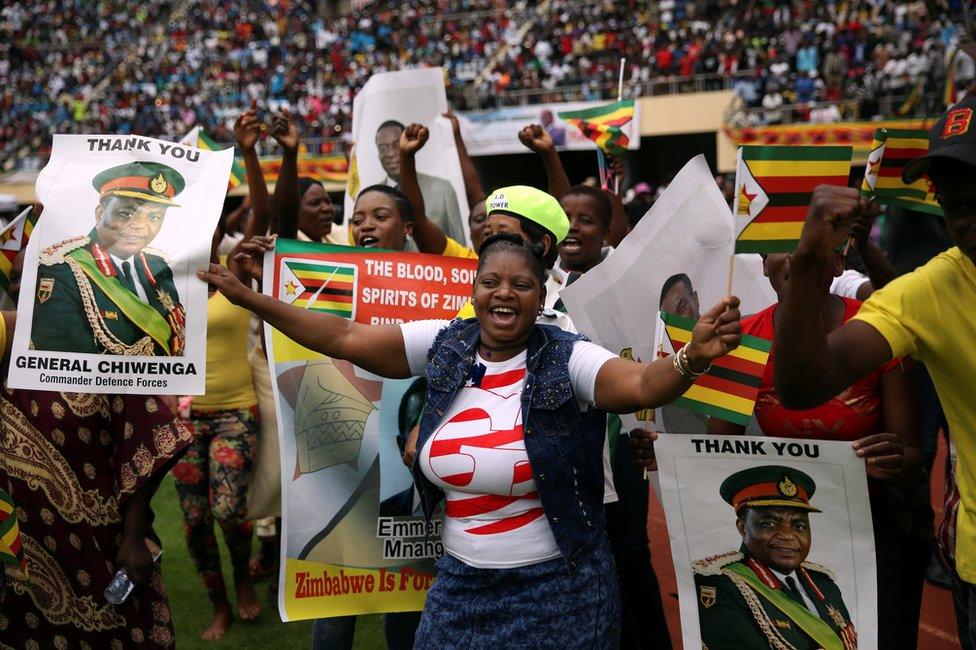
[152,474,385,649]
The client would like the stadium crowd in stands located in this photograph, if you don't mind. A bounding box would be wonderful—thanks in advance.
[2,0,975,164]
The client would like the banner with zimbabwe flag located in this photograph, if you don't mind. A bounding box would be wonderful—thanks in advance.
[734,145,853,254]
[263,238,477,621]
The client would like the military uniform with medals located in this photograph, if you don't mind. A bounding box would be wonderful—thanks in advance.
[693,467,858,650]
[30,162,186,356]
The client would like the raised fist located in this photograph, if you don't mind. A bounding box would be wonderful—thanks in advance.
[400,123,430,157]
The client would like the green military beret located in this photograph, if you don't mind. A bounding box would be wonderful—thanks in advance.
[92,161,185,207]
[720,465,821,513]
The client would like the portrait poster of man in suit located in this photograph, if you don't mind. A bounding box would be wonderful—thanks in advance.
[344,69,469,246]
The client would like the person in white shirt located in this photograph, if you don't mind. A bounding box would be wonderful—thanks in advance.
[202,232,743,648]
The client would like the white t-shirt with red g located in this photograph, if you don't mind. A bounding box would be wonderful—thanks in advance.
[401,320,617,569]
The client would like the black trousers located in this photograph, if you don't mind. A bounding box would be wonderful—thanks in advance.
[872,483,931,650]
[605,438,672,650]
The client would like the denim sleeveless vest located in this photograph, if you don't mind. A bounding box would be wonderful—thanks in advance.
[411,318,608,571]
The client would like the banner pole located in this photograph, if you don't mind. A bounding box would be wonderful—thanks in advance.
[617,58,626,101]
[726,253,736,297]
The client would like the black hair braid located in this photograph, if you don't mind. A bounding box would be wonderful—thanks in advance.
[476,232,547,284]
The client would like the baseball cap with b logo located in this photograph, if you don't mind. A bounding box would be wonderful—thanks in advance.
[903,95,976,183]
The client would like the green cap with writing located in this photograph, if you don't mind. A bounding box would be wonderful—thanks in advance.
[485,185,570,244]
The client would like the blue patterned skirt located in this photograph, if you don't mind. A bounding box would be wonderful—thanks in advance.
[414,538,620,649]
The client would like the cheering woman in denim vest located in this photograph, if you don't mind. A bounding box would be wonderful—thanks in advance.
[200,233,742,647]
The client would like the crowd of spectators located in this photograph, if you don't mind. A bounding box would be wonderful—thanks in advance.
[0,1,174,165]
[726,0,974,126]
[1,0,973,168]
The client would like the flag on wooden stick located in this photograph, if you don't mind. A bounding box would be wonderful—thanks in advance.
[860,129,942,216]
[733,145,853,254]
[657,311,770,426]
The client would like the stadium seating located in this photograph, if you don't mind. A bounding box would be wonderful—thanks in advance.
[1,0,971,168]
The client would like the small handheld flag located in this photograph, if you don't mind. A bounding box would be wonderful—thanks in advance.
[0,206,37,295]
[0,488,26,574]
[897,80,923,116]
[733,145,853,254]
[945,48,960,107]
[558,99,636,155]
[860,129,942,216]
[657,311,770,426]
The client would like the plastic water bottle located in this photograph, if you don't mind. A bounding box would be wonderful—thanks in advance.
[104,548,163,605]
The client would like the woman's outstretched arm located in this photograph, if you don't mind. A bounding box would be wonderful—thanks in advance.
[594,297,742,413]
[199,263,413,378]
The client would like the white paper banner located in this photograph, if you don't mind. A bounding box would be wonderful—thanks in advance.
[656,434,877,650]
[560,154,776,437]
[344,68,469,246]
[9,134,232,394]
[457,100,642,156]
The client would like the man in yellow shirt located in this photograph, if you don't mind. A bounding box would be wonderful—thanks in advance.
[773,96,976,647]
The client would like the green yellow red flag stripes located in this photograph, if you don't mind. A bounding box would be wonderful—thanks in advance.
[860,128,942,216]
[734,145,853,254]
[660,311,770,426]
[0,206,37,295]
[197,130,246,189]
[281,259,357,318]
[557,99,635,155]
[261,155,348,185]
[0,488,26,573]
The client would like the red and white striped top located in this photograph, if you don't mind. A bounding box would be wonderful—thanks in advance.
[401,319,617,568]
[418,351,562,568]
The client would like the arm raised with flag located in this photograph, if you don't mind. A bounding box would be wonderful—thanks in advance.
[775,186,895,408]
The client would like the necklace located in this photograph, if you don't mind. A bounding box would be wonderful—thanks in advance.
[478,338,527,358]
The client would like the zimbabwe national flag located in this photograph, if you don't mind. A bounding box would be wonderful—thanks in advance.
[0,206,37,295]
[280,258,357,319]
[558,99,635,155]
[860,129,942,216]
[734,145,853,254]
[0,488,26,574]
[197,130,246,189]
[658,311,770,426]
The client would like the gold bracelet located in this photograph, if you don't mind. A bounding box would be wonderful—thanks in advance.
[673,344,709,380]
